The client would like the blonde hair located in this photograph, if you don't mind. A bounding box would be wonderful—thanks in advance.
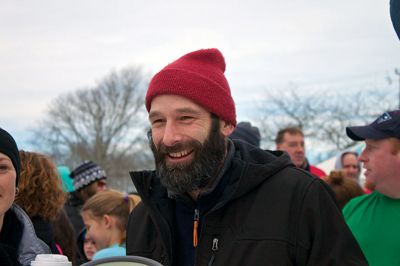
[81,190,140,242]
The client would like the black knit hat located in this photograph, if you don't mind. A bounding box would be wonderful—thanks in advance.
[229,121,261,147]
[0,128,20,186]
[70,161,107,191]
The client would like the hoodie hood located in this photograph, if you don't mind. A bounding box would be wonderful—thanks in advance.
[226,140,293,200]
[334,151,346,170]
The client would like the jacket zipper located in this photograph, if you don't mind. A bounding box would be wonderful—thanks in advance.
[193,208,200,247]
[207,238,219,266]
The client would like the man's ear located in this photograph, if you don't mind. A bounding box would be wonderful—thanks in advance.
[220,120,235,137]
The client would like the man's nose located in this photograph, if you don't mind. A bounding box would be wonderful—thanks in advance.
[359,150,367,163]
[296,145,304,152]
[162,121,183,147]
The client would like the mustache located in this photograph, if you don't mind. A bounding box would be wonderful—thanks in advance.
[157,140,201,155]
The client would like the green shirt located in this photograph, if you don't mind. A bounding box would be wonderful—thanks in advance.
[343,192,400,266]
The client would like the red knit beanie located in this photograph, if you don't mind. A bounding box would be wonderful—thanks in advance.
[146,48,236,126]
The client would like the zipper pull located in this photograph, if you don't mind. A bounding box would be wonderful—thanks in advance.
[193,208,200,247]
[208,238,219,266]
[212,238,219,251]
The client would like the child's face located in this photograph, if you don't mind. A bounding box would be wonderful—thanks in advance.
[83,234,97,261]
[82,212,110,250]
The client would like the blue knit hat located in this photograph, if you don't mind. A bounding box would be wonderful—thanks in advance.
[229,121,261,147]
[70,161,107,191]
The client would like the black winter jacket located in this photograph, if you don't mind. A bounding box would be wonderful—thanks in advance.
[126,141,367,266]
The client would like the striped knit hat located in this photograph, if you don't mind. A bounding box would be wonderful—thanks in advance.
[145,48,236,126]
[70,161,107,191]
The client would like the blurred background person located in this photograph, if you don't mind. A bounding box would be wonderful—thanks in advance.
[78,229,97,262]
[53,209,79,266]
[65,161,107,237]
[334,151,375,193]
[57,166,75,193]
[324,171,365,209]
[334,151,361,181]
[64,160,108,264]
[81,190,139,260]
[229,121,261,147]
[16,150,67,254]
[275,127,326,178]
[0,128,50,265]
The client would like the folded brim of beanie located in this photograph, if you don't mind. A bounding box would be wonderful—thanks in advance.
[145,48,237,126]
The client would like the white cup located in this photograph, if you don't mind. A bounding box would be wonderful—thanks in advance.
[31,254,72,266]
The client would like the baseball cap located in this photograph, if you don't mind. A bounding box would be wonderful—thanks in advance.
[346,110,400,141]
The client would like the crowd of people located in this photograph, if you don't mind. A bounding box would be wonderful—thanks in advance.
[0,2,399,265]
[0,53,397,266]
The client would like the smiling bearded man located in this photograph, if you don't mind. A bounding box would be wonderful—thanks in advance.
[149,115,225,195]
[126,48,367,266]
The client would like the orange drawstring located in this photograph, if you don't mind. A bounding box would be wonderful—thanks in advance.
[193,219,199,247]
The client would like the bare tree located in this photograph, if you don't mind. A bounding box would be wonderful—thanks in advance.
[32,67,153,191]
[256,85,396,155]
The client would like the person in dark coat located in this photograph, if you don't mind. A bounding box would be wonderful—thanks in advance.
[126,48,367,265]
[53,209,79,266]
[229,121,261,147]
[64,161,108,236]
[64,160,107,264]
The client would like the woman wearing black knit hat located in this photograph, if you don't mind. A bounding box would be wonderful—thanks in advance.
[0,128,50,265]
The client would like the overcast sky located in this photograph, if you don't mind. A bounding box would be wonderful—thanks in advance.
[1,0,399,149]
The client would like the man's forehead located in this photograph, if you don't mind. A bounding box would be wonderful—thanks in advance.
[343,153,357,160]
[365,138,381,145]
[149,94,210,117]
[365,138,396,145]
[283,132,304,141]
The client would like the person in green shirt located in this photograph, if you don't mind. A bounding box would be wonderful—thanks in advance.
[343,110,400,266]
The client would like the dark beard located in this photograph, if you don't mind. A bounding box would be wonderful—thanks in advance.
[148,117,226,195]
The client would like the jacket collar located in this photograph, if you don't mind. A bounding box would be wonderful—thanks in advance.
[11,204,51,265]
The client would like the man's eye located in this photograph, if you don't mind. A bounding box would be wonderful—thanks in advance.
[180,116,193,121]
[151,119,164,125]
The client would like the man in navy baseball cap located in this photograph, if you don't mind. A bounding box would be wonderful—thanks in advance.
[346,110,400,141]
[343,110,400,265]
